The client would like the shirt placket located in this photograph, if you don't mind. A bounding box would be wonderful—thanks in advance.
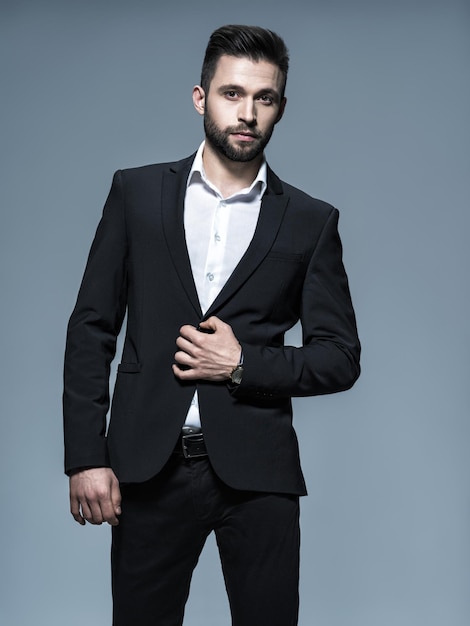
[202,198,230,313]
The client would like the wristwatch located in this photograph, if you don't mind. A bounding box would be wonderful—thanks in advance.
[230,351,244,385]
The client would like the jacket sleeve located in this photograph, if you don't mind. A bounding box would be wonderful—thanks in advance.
[231,208,360,400]
[63,171,128,474]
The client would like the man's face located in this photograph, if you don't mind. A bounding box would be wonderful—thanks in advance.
[195,55,286,163]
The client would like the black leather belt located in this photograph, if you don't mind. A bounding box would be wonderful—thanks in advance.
[174,426,208,459]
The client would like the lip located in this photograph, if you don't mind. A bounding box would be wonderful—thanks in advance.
[231,132,257,141]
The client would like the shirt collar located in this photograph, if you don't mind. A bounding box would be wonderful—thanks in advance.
[187,141,267,200]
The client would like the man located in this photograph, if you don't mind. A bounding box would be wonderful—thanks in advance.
[64,24,360,626]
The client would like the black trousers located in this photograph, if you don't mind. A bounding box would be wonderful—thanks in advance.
[111,454,300,626]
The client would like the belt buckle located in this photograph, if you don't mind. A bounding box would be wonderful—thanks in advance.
[181,432,207,459]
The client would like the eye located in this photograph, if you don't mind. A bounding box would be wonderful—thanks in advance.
[258,94,274,105]
[225,90,239,99]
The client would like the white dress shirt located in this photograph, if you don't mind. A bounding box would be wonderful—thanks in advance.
[183,141,267,427]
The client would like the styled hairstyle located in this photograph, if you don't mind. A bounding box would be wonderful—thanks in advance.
[201,24,289,97]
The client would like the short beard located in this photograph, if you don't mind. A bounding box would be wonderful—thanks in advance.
[203,109,274,163]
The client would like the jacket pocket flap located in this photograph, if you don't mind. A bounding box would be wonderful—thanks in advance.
[117,362,142,373]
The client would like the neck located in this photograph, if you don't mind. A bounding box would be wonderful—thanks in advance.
[202,141,263,199]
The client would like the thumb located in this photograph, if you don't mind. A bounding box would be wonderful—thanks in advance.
[199,316,220,333]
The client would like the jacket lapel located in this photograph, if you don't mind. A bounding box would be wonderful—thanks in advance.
[204,167,289,318]
[161,158,289,320]
[161,154,202,317]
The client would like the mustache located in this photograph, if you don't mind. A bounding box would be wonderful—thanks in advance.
[226,125,262,138]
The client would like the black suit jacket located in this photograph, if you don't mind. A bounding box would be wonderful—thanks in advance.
[63,154,360,495]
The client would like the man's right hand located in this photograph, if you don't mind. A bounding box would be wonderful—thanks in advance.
[69,467,121,526]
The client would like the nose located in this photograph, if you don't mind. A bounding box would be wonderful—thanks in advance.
[238,98,256,126]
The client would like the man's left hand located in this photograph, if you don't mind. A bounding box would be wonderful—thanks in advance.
[172,316,241,381]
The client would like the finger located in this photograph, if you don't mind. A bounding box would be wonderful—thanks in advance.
[174,349,192,367]
[172,363,198,380]
[83,499,104,525]
[175,336,197,353]
[70,495,86,525]
[179,324,197,340]
[99,498,120,526]
[111,481,122,518]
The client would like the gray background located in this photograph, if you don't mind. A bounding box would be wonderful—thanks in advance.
[1,0,469,624]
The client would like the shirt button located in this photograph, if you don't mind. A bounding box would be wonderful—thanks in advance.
[214,233,221,242]
[220,201,227,207]
[207,273,215,281]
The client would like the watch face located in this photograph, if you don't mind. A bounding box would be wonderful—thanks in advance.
[231,366,243,385]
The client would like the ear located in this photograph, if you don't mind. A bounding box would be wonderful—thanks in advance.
[192,85,206,116]
[275,96,287,124]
